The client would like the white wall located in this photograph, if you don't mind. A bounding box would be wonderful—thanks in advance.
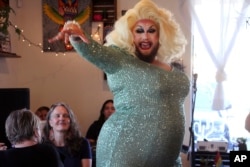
[0,0,191,145]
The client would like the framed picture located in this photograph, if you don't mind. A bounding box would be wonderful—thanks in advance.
[42,0,91,52]
[0,33,11,52]
[0,0,11,52]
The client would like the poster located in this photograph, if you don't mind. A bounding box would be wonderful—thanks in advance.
[42,0,91,52]
[0,0,11,52]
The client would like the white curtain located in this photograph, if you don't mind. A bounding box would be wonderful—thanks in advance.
[181,0,250,110]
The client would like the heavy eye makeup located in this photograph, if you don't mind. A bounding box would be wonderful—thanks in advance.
[135,27,157,34]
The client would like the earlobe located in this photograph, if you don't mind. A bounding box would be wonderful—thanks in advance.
[34,129,41,143]
[49,129,54,141]
[49,120,53,127]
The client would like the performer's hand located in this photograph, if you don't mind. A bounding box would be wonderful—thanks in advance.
[48,20,89,44]
[0,142,7,151]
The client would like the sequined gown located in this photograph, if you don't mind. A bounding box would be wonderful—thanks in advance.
[71,38,190,167]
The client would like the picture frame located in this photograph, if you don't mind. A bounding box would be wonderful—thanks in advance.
[42,0,91,52]
[0,0,11,53]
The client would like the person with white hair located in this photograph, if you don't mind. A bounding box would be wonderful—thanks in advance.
[0,109,63,167]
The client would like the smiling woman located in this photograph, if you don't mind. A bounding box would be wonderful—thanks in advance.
[42,102,92,167]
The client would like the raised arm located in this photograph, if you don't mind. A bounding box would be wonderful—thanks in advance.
[48,20,89,44]
[48,20,126,75]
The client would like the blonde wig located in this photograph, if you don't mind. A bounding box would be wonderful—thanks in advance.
[105,0,187,63]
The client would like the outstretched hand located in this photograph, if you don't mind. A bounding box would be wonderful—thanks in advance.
[48,20,89,44]
[0,142,7,151]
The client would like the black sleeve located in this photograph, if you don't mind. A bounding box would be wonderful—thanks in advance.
[86,122,99,141]
[41,144,64,167]
[0,151,4,167]
[80,138,92,159]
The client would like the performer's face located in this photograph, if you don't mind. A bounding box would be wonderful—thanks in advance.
[132,19,159,63]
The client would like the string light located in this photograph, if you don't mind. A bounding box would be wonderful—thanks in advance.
[8,21,68,56]
[91,24,102,43]
[9,21,43,50]
[0,6,68,56]
[8,21,103,56]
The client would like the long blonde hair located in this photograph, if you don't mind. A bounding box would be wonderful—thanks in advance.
[105,0,187,63]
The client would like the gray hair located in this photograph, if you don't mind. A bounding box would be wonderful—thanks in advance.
[5,109,40,145]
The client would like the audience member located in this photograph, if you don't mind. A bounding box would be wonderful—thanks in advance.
[86,99,115,146]
[0,109,63,167]
[43,102,92,167]
[86,99,115,167]
[35,106,50,121]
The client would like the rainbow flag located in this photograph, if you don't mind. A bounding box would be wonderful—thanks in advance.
[214,151,223,167]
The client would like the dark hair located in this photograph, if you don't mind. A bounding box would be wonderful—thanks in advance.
[5,109,40,145]
[97,99,114,124]
[35,106,49,114]
[43,102,82,156]
[171,61,185,72]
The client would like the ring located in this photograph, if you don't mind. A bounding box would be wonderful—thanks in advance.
[65,20,81,28]
[66,27,73,31]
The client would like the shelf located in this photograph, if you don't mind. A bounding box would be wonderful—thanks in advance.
[0,51,21,58]
[193,151,230,166]
[92,0,117,24]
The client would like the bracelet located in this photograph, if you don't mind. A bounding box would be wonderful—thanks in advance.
[70,35,82,41]
[64,20,81,28]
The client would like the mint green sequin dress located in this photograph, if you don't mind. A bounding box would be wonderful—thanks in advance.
[71,38,190,167]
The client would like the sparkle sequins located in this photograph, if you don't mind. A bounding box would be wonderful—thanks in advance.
[71,38,190,167]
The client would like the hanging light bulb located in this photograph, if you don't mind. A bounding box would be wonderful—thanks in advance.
[91,24,101,42]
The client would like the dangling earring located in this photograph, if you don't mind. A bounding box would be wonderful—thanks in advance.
[34,129,41,143]
[49,129,54,141]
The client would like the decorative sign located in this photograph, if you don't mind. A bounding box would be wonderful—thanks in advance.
[0,0,11,52]
[0,32,11,52]
[42,0,91,52]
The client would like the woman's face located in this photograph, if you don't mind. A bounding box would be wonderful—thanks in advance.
[39,110,48,121]
[103,102,115,120]
[49,106,70,132]
[132,19,159,63]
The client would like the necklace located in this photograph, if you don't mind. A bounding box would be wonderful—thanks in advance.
[13,140,37,148]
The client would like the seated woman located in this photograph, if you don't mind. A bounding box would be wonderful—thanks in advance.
[86,99,115,167]
[43,102,92,167]
[35,106,50,121]
[86,99,115,146]
[0,109,63,167]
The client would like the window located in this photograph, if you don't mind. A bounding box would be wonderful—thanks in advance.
[192,0,250,150]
